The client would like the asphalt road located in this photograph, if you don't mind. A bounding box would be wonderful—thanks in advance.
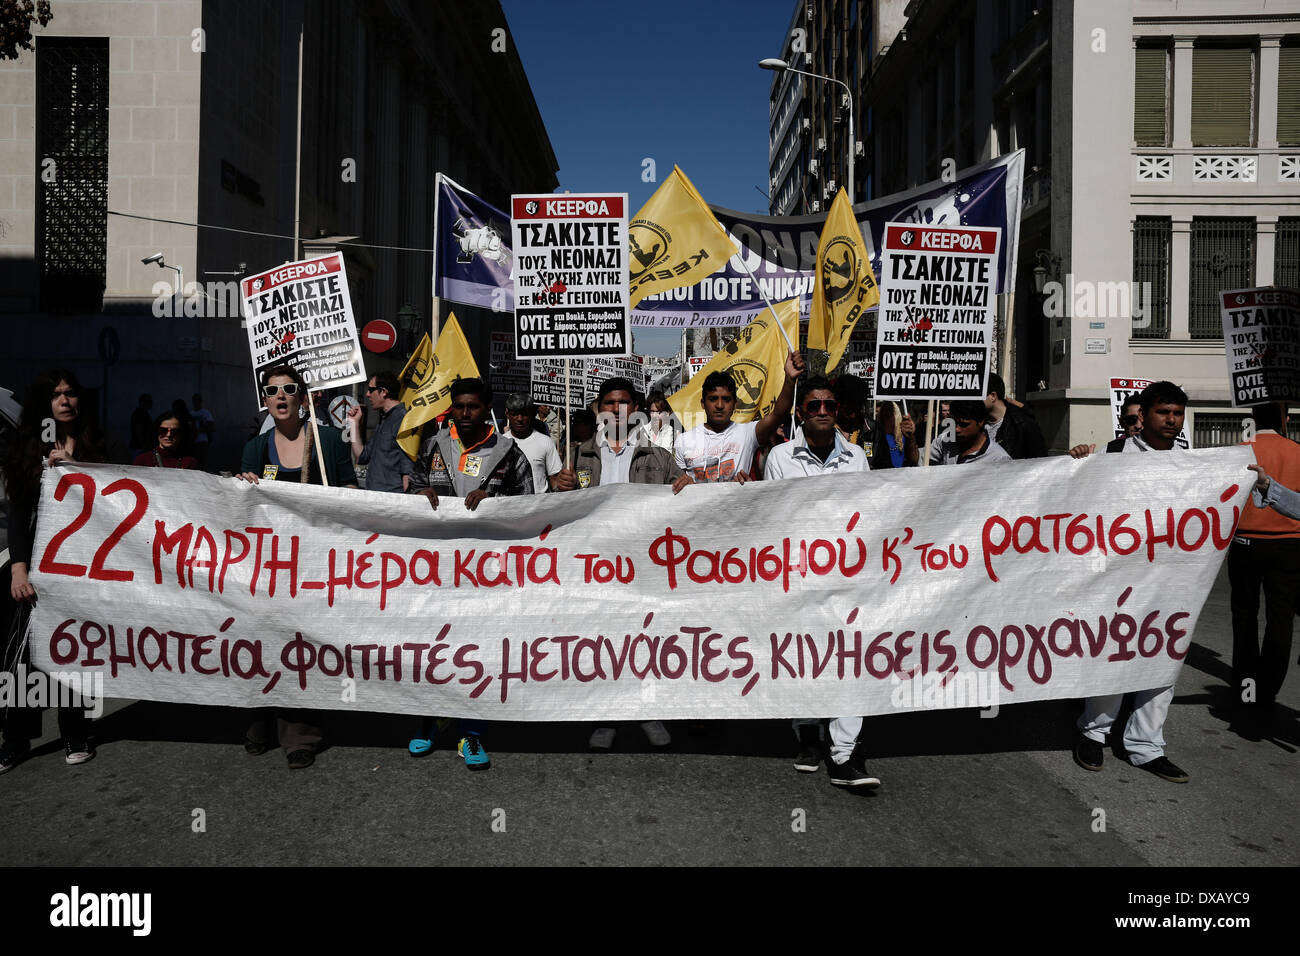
[0,562,1294,867]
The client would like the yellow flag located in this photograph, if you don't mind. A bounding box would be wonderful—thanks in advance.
[668,299,798,432]
[628,166,737,308]
[808,188,879,370]
[395,312,481,458]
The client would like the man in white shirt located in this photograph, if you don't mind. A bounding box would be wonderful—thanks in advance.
[504,393,562,493]
[1067,381,1190,783]
[676,350,804,483]
[764,377,880,789]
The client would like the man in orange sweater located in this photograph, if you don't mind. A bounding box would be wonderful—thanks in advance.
[1229,401,1300,734]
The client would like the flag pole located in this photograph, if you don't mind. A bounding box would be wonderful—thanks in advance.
[921,399,936,468]
[729,245,797,355]
[564,358,572,469]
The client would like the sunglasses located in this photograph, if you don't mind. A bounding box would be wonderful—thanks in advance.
[158,426,182,436]
[366,385,383,393]
[262,383,300,397]
[803,399,840,414]
[1121,414,1139,426]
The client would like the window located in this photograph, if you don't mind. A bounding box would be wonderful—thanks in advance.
[1134,43,1169,146]
[1133,217,1171,339]
[1280,43,1300,146]
[1191,44,1255,146]
[36,37,109,313]
[1194,412,1300,448]
[1277,217,1300,289]
[1190,218,1255,338]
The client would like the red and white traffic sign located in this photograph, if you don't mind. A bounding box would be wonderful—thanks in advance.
[361,319,398,353]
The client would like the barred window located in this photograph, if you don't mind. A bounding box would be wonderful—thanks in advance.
[1132,217,1170,339]
[1194,412,1300,448]
[36,37,109,313]
[1134,43,1170,146]
[1189,218,1255,338]
[1277,217,1300,289]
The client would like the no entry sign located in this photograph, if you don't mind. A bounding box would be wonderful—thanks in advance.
[361,319,398,353]
[511,193,630,359]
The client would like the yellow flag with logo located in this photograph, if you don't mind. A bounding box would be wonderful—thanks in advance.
[668,299,798,432]
[628,166,738,308]
[395,312,480,458]
[808,188,879,370]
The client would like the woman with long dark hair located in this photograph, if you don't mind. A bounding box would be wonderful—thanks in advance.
[870,401,920,470]
[132,411,198,469]
[1,368,105,773]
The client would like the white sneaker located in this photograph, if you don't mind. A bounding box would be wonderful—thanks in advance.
[640,720,671,748]
[64,741,96,765]
[589,726,617,751]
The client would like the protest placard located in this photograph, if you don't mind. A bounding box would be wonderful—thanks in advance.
[489,331,531,399]
[1219,287,1300,406]
[1109,377,1191,447]
[239,253,365,403]
[531,355,645,409]
[29,451,1251,720]
[874,224,1000,401]
[512,194,630,359]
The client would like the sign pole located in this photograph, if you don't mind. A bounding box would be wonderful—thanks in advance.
[564,358,572,469]
[921,399,936,468]
[306,387,330,486]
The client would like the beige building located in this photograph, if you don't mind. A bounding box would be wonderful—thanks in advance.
[771,0,1300,450]
[0,0,556,467]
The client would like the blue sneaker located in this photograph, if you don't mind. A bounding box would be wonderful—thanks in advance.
[457,734,491,771]
[409,718,436,757]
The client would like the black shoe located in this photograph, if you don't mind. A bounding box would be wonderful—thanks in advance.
[827,755,881,788]
[64,740,96,766]
[0,740,30,775]
[244,739,272,756]
[286,749,315,770]
[1073,735,1104,772]
[1134,755,1188,783]
[794,726,822,773]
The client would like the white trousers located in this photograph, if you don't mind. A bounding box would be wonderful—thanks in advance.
[1077,685,1175,766]
[792,717,863,764]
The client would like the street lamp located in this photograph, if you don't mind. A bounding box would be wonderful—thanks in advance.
[1032,249,1062,294]
[759,57,855,204]
[142,252,183,315]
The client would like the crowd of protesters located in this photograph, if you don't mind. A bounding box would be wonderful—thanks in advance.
[3,360,1296,787]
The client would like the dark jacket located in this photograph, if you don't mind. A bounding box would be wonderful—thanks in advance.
[570,434,683,487]
[991,403,1047,459]
[407,424,532,498]
[240,425,357,486]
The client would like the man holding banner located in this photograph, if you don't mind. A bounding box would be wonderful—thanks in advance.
[1068,381,1191,784]
[676,350,804,483]
[764,377,879,788]
[406,376,533,771]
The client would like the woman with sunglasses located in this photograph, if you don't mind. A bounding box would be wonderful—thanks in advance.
[234,364,355,770]
[236,364,356,489]
[1,368,105,773]
[132,412,198,469]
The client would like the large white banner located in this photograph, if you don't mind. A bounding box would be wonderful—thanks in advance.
[28,450,1252,720]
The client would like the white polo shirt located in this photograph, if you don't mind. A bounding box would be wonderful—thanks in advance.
[763,429,869,479]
